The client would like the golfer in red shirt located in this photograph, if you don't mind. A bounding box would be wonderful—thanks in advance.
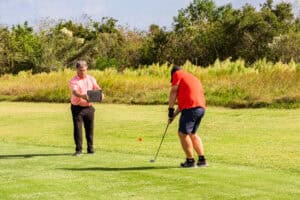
[168,66,207,168]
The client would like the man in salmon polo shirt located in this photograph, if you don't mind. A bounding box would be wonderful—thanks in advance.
[168,66,208,168]
[69,60,102,156]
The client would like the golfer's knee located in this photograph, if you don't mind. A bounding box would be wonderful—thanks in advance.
[189,134,200,141]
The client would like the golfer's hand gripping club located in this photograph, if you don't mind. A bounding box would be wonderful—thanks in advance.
[168,108,181,124]
[168,107,175,123]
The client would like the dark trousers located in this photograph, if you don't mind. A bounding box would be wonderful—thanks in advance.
[71,105,95,152]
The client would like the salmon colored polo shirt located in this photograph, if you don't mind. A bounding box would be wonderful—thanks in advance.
[171,70,206,110]
[69,75,100,107]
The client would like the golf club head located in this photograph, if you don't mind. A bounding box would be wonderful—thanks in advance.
[149,159,155,163]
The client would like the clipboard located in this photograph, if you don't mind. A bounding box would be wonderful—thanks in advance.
[87,90,103,102]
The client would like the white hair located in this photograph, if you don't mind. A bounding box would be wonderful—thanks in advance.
[76,60,88,68]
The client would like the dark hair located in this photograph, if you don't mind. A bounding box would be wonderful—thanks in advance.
[170,66,181,82]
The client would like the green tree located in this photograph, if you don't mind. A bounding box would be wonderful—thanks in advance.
[140,24,169,65]
[56,20,96,41]
[2,22,42,74]
[173,0,217,32]
[0,27,10,74]
[269,33,300,62]
[93,17,119,34]
[171,0,298,65]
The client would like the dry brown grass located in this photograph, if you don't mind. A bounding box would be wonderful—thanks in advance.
[0,59,299,108]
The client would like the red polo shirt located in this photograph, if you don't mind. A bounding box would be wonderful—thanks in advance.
[171,70,206,110]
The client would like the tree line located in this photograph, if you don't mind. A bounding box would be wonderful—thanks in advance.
[0,0,299,75]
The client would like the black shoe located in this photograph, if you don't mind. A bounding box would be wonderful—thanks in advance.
[73,151,82,156]
[87,150,95,154]
[197,159,208,167]
[180,159,196,168]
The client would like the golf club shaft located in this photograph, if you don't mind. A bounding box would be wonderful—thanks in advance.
[152,122,170,161]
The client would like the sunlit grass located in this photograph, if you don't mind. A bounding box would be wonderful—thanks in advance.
[0,102,299,199]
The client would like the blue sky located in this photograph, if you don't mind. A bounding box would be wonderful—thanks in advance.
[0,0,298,30]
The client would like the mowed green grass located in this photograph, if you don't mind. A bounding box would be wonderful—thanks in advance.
[0,102,299,200]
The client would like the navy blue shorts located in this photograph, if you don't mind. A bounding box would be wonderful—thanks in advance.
[179,107,205,134]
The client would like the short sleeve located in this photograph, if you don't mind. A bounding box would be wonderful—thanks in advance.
[69,78,78,91]
[171,72,181,86]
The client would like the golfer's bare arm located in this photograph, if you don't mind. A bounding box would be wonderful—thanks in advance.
[72,90,88,100]
[169,85,181,116]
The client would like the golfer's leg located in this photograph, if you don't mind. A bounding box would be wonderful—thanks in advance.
[190,107,205,156]
[71,107,83,152]
[190,134,204,156]
[83,106,95,152]
[178,132,194,159]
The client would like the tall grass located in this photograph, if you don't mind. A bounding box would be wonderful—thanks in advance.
[0,59,299,108]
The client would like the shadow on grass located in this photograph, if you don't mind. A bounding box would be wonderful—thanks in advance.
[61,166,178,171]
[0,153,72,159]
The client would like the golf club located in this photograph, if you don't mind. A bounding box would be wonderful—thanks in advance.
[150,121,170,163]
